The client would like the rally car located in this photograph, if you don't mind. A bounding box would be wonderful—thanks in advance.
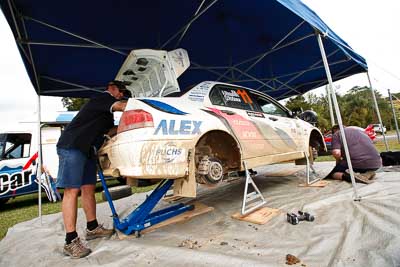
[98,49,326,197]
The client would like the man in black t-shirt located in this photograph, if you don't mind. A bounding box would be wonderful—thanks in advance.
[57,80,130,258]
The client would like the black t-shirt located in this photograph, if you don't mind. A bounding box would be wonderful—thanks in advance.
[57,92,117,155]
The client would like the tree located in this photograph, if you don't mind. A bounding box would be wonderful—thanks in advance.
[61,97,89,111]
[284,85,393,131]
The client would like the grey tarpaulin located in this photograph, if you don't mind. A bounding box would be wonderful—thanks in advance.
[1,162,399,266]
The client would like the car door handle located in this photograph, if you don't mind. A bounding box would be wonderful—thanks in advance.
[269,117,278,121]
[221,110,236,115]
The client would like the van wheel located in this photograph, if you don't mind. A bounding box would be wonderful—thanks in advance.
[102,185,132,201]
[117,177,127,185]
[0,198,9,206]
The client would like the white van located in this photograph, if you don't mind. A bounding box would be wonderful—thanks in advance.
[0,112,77,205]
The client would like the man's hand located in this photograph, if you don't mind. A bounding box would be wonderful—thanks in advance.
[112,101,127,112]
[332,148,342,162]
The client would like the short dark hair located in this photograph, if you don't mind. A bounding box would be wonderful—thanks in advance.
[108,80,132,98]
[108,80,127,90]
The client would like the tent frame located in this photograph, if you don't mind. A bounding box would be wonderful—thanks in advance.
[5,0,392,216]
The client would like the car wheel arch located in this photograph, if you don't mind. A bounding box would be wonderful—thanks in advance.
[194,130,242,174]
[308,129,326,156]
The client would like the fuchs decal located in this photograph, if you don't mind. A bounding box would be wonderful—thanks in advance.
[155,142,184,163]
[0,167,33,196]
[154,120,202,135]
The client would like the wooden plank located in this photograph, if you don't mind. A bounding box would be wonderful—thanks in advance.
[231,206,281,225]
[116,202,213,239]
[298,180,329,187]
[162,195,185,202]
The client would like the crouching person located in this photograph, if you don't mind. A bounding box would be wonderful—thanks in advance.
[326,125,382,184]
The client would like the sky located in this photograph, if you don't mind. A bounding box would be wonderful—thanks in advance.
[0,1,399,131]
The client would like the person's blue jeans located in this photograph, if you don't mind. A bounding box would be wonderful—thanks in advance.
[56,148,96,188]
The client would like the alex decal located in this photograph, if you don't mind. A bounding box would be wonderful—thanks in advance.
[0,169,33,195]
[154,120,202,135]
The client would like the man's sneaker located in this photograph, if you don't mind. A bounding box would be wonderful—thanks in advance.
[86,224,114,240]
[63,237,91,259]
[353,173,374,184]
[363,171,376,180]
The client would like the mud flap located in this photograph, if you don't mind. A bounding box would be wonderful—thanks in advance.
[173,149,196,198]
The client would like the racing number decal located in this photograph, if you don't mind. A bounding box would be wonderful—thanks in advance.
[236,89,253,104]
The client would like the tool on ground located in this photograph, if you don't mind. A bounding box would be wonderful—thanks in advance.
[286,210,315,225]
[94,147,194,237]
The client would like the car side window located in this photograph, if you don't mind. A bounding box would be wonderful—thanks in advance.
[253,95,289,117]
[210,86,257,111]
[209,87,226,106]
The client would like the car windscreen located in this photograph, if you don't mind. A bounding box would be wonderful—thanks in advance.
[0,134,6,160]
[0,133,31,160]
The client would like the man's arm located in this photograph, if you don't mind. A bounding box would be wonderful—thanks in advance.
[111,101,127,112]
[332,149,342,163]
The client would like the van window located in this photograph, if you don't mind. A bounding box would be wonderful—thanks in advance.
[0,133,31,160]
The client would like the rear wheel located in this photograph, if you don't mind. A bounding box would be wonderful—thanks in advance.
[196,156,224,184]
[102,185,132,201]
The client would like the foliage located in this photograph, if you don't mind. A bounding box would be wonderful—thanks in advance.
[61,97,89,111]
[285,86,394,131]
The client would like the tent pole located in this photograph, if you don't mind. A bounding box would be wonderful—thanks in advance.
[325,85,336,126]
[366,72,389,151]
[37,94,42,222]
[388,89,400,143]
[317,33,360,200]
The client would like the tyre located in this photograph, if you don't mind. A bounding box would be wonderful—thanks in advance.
[0,198,9,207]
[102,185,132,201]
[117,177,127,185]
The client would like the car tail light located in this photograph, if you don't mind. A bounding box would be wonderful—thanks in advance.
[117,109,154,134]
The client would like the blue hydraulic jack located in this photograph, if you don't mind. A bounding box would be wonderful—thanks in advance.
[97,162,194,237]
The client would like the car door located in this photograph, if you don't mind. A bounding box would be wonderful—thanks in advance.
[248,91,300,155]
[206,85,271,159]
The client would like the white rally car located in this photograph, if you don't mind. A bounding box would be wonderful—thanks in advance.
[98,49,325,197]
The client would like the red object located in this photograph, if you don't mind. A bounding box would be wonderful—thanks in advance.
[117,109,154,134]
[324,125,376,145]
[23,152,38,170]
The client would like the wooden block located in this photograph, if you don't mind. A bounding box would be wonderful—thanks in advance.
[298,180,329,187]
[116,202,213,239]
[162,195,185,202]
[231,206,281,225]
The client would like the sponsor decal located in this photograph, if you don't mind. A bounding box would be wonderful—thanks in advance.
[140,99,188,115]
[155,142,184,163]
[0,167,33,196]
[236,89,253,104]
[154,120,202,135]
[246,111,265,118]
[188,82,212,102]
[222,90,242,103]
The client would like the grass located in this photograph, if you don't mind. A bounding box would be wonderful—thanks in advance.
[0,179,156,240]
[315,138,400,163]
